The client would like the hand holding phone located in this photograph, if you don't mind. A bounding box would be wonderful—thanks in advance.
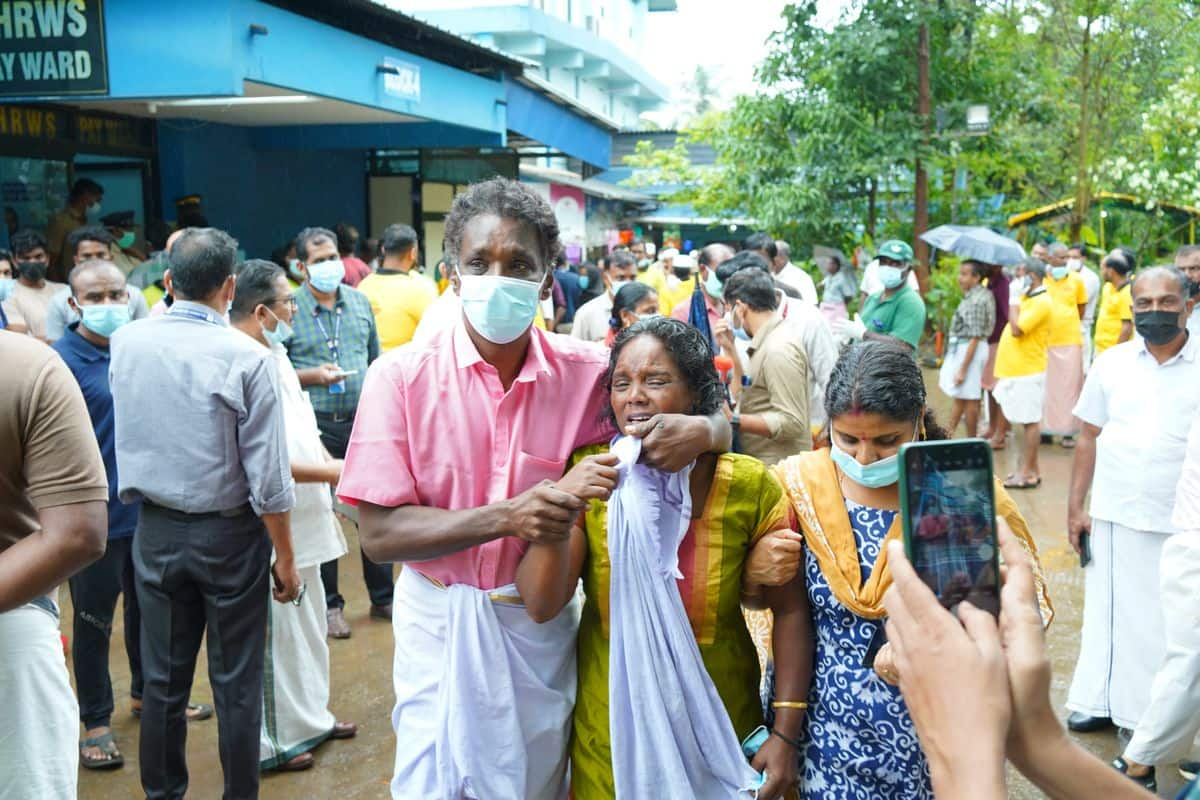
[1078,531,1092,568]
[899,439,1001,617]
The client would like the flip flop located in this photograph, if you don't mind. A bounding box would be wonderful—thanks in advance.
[1003,475,1042,490]
[80,731,124,770]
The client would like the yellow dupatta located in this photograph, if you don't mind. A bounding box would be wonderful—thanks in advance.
[772,450,1054,625]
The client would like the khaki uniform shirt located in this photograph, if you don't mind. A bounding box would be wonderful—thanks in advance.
[738,316,812,465]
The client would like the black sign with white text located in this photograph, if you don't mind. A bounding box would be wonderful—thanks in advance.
[0,1,107,97]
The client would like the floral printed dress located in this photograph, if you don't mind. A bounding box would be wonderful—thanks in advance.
[800,499,932,799]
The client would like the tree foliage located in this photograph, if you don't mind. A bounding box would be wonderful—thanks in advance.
[625,0,1200,256]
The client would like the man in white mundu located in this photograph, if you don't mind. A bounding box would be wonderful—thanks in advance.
[229,260,358,771]
[1066,267,1200,739]
[335,178,727,798]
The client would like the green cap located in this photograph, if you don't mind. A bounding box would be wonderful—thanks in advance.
[878,240,914,263]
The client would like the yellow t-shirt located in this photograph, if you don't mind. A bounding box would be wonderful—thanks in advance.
[1093,280,1133,355]
[1042,271,1086,347]
[356,271,436,352]
[661,276,696,318]
[995,289,1054,378]
[636,266,669,313]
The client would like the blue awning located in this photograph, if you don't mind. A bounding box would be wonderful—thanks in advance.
[505,79,611,169]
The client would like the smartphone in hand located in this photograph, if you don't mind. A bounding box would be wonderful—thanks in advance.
[899,439,1000,617]
[1079,530,1092,567]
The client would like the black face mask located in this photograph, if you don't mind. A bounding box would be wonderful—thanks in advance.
[673,266,692,281]
[18,260,46,281]
[1134,309,1184,346]
[1188,279,1200,298]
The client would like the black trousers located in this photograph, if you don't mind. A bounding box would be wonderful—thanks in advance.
[315,412,394,610]
[134,503,270,800]
[69,535,143,729]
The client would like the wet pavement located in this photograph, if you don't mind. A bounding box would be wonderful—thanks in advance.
[69,379,1189,798]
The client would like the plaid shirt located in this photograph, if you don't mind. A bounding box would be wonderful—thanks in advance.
[286,283,380,415]
[950,284,996,341]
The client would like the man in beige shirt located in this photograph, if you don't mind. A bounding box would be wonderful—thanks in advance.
[0,331,109,798]
[46,178,104,282]
[3,229,68,341]
[718,267,812,465]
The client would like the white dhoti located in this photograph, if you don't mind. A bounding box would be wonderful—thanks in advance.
[993,373,1045,426]
[0,602,79,800]
[1123,533,1200,764]
[1041,344,1084,435]
[1067,520,1169,729]
[260,564,337,769]
[390,567,581,800]
[938,337,989,400]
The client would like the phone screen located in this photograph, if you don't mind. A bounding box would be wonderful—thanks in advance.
[901,441,1000,617]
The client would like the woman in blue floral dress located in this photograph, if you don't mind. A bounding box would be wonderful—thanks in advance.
[746,342,1053,799]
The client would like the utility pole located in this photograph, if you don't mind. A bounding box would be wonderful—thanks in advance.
[914,16,931,293]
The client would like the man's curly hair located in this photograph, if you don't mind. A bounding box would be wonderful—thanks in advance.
[442,177,562,272]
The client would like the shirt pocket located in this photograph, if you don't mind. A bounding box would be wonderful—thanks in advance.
[513,449,568,490]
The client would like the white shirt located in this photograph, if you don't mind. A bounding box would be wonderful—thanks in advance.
[270,343,348,569]
[1173,414,1200,534]
[1073,335,1200,533]
[570,292,613,343]
[776,262,819,306]
[1187,306,1200,339]
[1076,265,1101,326]
[859,259,920,296]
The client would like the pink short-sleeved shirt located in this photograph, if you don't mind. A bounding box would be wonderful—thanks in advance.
[337,322,613,589]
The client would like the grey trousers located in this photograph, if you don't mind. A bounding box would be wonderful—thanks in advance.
[134,503,270,800]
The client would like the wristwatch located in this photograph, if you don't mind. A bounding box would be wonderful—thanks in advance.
[730,410,741,430]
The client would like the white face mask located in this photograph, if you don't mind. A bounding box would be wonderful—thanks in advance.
[1066,258,1082,271]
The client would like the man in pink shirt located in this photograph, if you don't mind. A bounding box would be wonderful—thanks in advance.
[337,178,729,799]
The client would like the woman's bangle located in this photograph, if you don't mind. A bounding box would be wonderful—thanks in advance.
[770,728,803,751]
[771,700,808,710]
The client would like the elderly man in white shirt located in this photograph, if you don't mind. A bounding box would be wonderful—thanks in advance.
[230,260,358,772]
[1113,413,1200,788]
[1065,266,1200,758]
[772,240,819,306]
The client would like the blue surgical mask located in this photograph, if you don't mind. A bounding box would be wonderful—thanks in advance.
[578,274,590,291]
[79,303,132,338]
[262,308,294,345]
[1050,266,1069,281]
[704,270,724,299]
[458,272,542,344]
[727,309,750,341]
[828,425,919,488]
[0,277,13,302]
[287,258,305,282]
[117,231,136,250]
[878,265,906,290]
[307,259,345,293]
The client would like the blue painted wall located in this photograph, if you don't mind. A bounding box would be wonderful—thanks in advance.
[33,0,506,137]
[157,120,364,260]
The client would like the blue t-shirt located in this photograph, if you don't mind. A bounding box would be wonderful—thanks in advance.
[555,268,582,323]
[52,325,140,539]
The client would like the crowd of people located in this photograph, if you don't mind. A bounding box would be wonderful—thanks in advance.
[1,174,1199,800]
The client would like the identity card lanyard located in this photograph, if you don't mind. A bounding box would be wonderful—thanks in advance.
[313,306,342,366]
[314,306,347,395]
[168,305,224,326]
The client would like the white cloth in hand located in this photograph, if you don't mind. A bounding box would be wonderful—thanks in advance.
[606,436,762,799]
